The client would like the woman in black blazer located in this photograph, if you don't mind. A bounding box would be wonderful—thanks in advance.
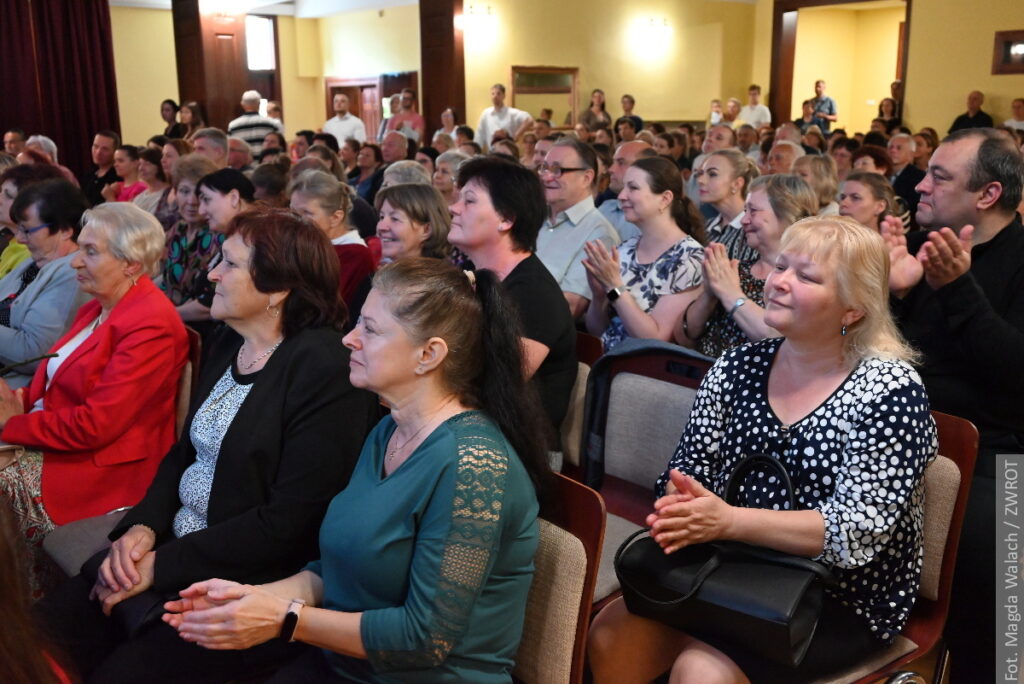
[35,209,380,683]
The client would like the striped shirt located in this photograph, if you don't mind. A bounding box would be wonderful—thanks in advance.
[227,112,283,155]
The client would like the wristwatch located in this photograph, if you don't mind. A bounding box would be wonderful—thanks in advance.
[606,287,623,303]
[279,598,306,643]
[728,297,747,317]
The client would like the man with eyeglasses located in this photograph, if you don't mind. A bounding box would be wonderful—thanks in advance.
[536,137,617,318]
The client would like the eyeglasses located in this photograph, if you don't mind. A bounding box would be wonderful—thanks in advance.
[537,163,589,178]
[16,222,50,237]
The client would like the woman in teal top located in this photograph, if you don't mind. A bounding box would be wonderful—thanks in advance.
[163,257,551,683]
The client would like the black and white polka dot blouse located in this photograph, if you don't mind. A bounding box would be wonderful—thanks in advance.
[656,337,937,643]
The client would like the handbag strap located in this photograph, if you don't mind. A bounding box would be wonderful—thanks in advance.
[614,528,722,608]
[723,453,797,509]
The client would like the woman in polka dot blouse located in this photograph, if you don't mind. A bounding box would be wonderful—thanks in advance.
[589,216,938,683]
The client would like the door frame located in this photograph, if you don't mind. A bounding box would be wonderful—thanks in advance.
[769,0,913,127]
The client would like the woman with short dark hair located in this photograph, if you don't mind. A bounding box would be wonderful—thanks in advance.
[0,179,90,388]
[449,156,577,435]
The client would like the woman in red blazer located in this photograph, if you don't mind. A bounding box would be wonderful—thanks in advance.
[0,203,186,597]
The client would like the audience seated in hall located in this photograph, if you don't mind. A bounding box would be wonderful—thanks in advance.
[1,59,1022,684]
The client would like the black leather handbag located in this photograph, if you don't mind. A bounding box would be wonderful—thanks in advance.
[614,454,836,668]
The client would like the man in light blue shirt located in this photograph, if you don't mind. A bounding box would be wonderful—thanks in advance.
[597,140,654,244]
[536,138,617,318]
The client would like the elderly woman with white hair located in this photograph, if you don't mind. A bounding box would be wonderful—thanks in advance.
[0,202,187,597]
[432,150,470,206]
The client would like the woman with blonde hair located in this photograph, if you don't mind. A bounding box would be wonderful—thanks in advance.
[374,183,451,262]
[838,170,896,233]
[677,174,818,358]
[591,216,934,683]
[793,154,840,215]
[695,149,760,263]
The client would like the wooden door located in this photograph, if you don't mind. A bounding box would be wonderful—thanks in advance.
[360,86,380,142]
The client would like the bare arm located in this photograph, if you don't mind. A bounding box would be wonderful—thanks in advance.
[564,292,589,319]
[522,337,550,379]
[673,286,716,346]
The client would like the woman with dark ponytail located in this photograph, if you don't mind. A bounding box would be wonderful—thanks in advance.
[584,155,705,350]
[162,256,548,683]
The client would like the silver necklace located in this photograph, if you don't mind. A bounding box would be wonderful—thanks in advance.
[238,338,283,371]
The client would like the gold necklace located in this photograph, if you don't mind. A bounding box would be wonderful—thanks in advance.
[384,397,457,468]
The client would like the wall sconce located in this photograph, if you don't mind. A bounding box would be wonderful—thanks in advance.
[626,16,672,59]
[460,4,499,48]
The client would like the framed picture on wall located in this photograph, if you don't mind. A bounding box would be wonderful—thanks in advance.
[992,30,1024,75]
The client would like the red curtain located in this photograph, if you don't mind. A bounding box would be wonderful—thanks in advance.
[0,0,44,136]
[0,0,120,178]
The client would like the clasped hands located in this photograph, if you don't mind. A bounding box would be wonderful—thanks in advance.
[881,218,973,294]
[647,470,735,555]
[162,579,291,650]
[90,524,157,616]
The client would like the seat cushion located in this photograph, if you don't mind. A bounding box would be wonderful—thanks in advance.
[811,634,918,683]
[593,513,644,604]
[42,509,128,577]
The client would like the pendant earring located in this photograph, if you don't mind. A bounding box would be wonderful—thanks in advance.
[267,304,280,318]
[841,324,847,337]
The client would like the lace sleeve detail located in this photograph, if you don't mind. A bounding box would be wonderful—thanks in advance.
[365,421,509,672]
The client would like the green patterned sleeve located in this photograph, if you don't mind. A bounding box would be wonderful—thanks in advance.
[360,422,509,672]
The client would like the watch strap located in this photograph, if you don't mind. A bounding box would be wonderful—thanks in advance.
[279,598,306,643]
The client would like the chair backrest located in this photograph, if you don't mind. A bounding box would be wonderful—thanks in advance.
[918,411,978,612]
[605,372,697,487]
[583,345,712,489]
[576,331,603,367]
[560,362,591,468]
[175,326,202,437]
[513,472,605,684]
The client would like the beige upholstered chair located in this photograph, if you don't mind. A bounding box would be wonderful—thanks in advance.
[513,472,605,684]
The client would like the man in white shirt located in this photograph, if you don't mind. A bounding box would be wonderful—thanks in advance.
[738,84,772,130]
[536,137,618,318]
[323,93,367,144]
[475,84,533,150]
[1004,98,1024,131]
